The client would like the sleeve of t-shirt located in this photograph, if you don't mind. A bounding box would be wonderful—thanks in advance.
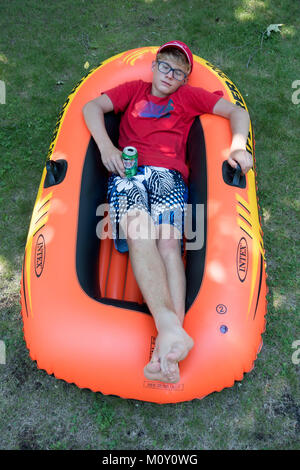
[102,80,142,114]
[182,85,224,116]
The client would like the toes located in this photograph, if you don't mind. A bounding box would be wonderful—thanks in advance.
[145,360,161,373]
[144,346,180,383]
[167,347,185,363]
[144,340,161,373]
[144,367,179,384]
[160,339,190,380]
[160,352,179,380]
[144,327,194,384]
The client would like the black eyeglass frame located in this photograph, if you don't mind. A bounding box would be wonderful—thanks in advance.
[156,60,188,81]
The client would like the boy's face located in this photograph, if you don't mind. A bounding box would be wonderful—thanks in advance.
[151,57,189,98]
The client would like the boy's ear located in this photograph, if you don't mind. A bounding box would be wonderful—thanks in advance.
[151,60,156,71]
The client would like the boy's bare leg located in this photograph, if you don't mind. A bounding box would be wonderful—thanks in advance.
[157,224,186,324]
[144,224,188,379]
[121,211,193,383]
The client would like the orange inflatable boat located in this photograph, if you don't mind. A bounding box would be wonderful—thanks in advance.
[20,47,267,403]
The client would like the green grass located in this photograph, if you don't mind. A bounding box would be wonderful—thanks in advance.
[0,0,299,450]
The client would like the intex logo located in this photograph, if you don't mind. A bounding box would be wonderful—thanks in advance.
[35,234,45,277]
[237,237,248,282]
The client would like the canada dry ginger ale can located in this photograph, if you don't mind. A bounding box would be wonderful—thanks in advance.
[122,146,138,178]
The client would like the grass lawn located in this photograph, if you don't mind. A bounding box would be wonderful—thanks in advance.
[0,0,299,451]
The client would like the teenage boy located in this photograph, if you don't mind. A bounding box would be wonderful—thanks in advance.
[83,41,253,384]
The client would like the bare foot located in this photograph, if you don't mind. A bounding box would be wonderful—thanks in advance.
[144,348,180,383]
[144,342,171,381]
[144,316,193,383]
[159,326,193,382]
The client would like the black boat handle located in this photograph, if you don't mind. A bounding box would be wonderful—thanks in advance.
[232,163,242,187]
[44,159,68,188]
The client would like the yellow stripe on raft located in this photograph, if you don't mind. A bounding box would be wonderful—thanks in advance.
[25,168,52,316]
[234,171,265,319]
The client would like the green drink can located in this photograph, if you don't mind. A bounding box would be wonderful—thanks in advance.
[122,146,138,179]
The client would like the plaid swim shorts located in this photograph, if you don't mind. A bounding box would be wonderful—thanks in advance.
[107,165,188,253]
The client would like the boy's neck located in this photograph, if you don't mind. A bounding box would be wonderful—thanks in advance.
[151,82,183,98]
[150,86,169,98]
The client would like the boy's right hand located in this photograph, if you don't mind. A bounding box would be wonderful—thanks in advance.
[101,145,125,178]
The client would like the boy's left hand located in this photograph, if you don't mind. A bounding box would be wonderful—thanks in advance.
[227,149,253,175]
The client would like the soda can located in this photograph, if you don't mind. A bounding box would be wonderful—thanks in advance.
[122,146,138,178]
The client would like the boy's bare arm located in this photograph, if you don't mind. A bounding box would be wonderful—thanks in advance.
[83,94,125,177]
[213,98,252,174]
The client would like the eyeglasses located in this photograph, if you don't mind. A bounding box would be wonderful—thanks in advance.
[156,60,187,81]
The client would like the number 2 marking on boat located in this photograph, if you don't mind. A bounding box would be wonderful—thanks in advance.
[216,304,227,314]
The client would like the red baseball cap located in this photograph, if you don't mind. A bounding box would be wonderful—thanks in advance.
[157,40,193,71]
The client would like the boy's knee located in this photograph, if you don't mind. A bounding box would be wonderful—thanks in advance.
[120,209,157,242]
[158,223,182,241]
[157,225,182,257]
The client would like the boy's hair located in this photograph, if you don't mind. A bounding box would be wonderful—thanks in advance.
[156,47,191,74]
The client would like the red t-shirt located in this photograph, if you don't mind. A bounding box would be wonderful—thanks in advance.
[104,80,222,181]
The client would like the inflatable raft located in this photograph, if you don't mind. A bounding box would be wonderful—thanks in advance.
[20,47,267,403]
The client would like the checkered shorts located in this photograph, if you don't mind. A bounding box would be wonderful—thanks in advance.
[107,166,188,253]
